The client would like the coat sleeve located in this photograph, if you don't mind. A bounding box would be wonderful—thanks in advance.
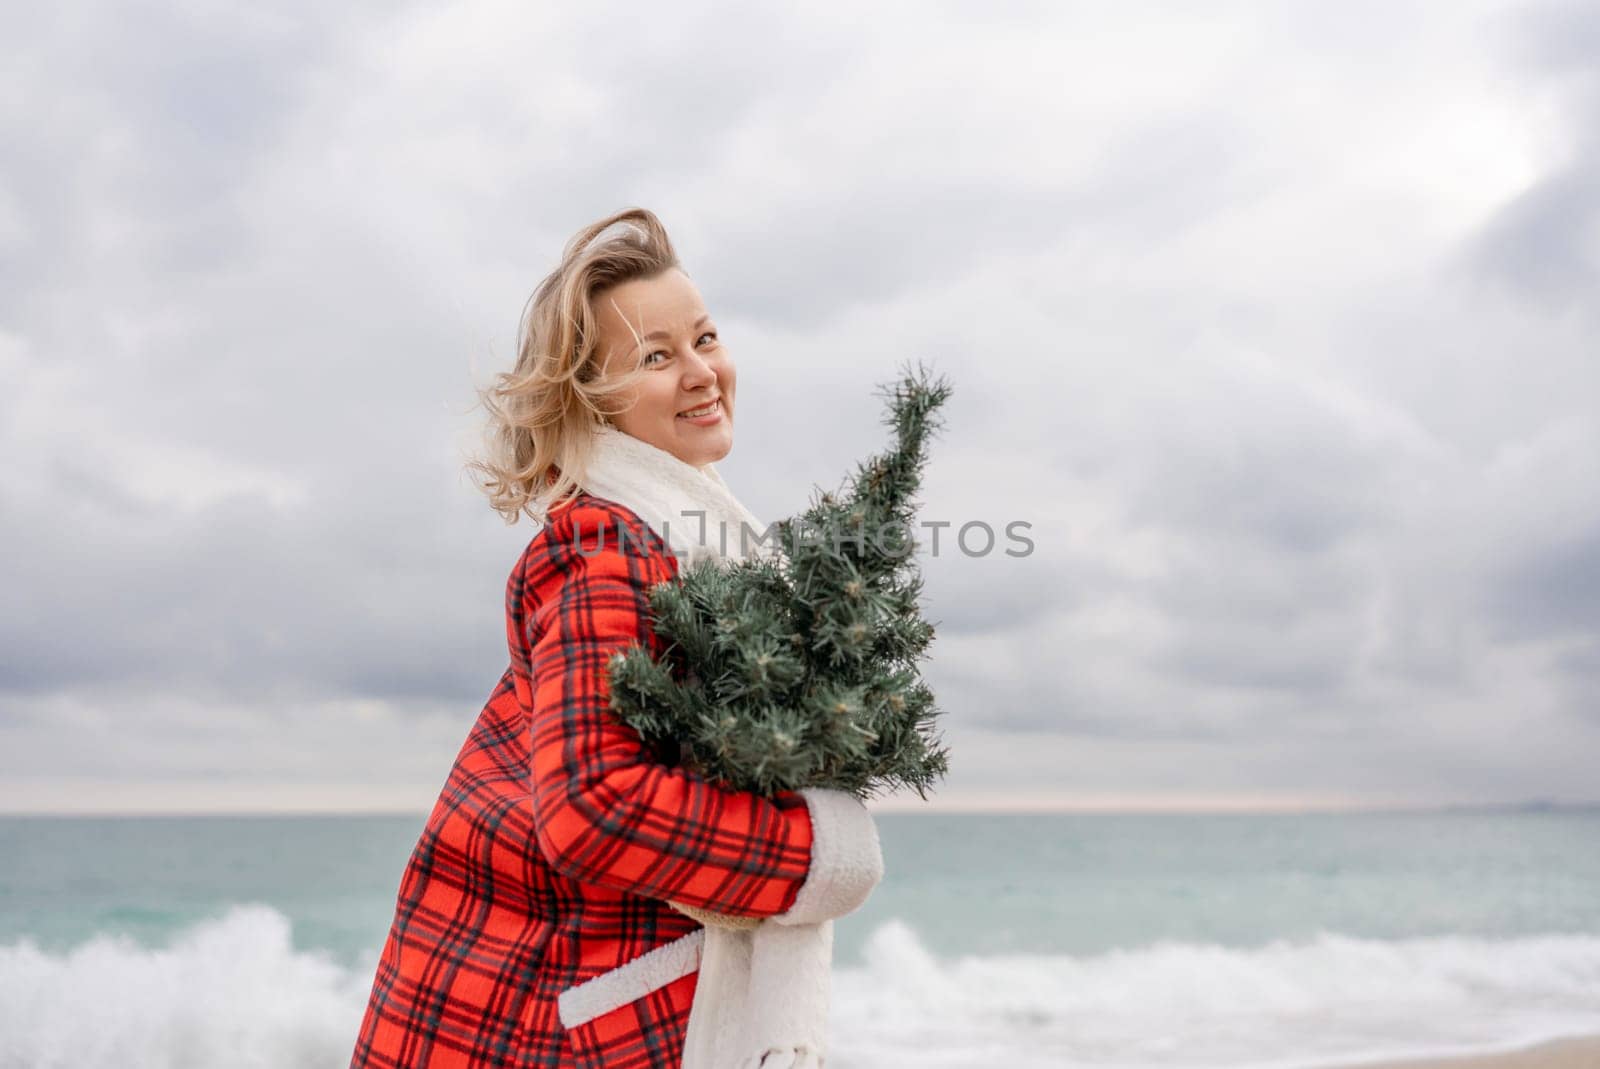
[526,522,818,918]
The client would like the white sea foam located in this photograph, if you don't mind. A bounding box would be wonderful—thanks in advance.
[0,903,378,1069]
[3,905,1600,1069]
[831,918,1600,1068]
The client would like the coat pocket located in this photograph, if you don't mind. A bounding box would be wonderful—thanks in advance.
[558,928,704,1069]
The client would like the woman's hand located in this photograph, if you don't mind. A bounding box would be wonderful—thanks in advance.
[668,787,885,931]
[769,787,884,926]
[668,899,763,930]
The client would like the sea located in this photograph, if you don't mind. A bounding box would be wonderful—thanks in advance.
[1,807,1598,1069]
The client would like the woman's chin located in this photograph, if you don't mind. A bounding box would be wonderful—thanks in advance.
[678,422,733,465]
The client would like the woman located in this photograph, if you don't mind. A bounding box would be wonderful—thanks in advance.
[348,207,884,1069]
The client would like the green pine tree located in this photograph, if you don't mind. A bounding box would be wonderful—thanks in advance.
[606,361,953,802]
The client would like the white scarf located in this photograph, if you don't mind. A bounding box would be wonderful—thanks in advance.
[578,421,834,1069]
[578,422,781,571]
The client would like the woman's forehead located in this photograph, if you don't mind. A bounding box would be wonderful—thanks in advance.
[595,273,709,335]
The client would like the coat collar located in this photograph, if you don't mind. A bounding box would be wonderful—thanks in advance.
[577,422,777,569]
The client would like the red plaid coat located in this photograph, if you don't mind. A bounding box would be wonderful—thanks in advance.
[349,492,817,1069]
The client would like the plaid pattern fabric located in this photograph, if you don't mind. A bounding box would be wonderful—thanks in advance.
[349,493,816,1068]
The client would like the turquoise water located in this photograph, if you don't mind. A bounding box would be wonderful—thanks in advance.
[2,808,1599,1068]
[6,809,1599,967]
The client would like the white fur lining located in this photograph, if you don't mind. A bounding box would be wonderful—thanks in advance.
[579,422,782,569]
[770,787,885,927]
[557,928,705,1029]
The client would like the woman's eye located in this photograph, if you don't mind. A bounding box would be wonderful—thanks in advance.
[642,333,714,366]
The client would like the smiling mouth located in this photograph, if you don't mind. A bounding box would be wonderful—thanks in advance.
[677,399,723,419]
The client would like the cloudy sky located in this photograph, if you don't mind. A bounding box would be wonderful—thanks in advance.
[2,0,1596,814]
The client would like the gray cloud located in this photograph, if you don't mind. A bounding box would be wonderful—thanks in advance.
[1488,521,1600,641]
[1466,0,1600,306]
[1471,168,1600,306]
[3,0,1599,812]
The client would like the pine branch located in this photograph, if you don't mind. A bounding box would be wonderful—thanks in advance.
[608,361,955,800]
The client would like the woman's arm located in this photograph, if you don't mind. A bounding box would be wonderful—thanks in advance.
[524,511,879,920]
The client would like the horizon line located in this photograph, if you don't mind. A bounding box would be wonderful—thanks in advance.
[3,797,1596,819]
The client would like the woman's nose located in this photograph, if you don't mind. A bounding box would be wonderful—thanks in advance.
[679,344,718,383]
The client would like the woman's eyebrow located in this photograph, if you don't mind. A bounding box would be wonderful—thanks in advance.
[640,314,711,344]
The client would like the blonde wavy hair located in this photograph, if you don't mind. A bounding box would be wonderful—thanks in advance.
[466,207,683,524]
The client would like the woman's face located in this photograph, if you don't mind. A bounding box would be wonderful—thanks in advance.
[592,267,735,469]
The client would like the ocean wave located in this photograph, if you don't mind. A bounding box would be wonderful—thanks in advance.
[0,903,376,1069]
[832,918,1600,1068]
[3,905,1599,1068]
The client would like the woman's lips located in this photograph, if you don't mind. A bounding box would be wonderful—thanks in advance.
[676,398,724,425]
